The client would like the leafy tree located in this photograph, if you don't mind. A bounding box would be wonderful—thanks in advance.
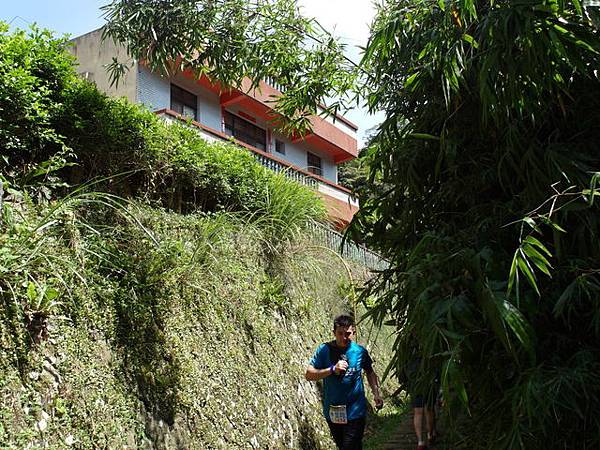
[0,24,77,199]
[337,153,364,193]
[101,0,355,134]
[338,131,391,234]
[353,1,600,449]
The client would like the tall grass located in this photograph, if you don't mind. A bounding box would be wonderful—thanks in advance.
[251,171,327,246]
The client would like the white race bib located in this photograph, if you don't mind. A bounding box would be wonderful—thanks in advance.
[329,405,347,424]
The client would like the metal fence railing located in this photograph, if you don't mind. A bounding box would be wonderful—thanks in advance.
[310,223,389,271]
[252,153,318,188]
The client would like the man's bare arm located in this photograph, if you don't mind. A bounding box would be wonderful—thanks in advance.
[366,369,384,409]
[305,360,348,381]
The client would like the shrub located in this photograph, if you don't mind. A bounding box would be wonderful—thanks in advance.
[0,23,324,228]
[0,24,77,201]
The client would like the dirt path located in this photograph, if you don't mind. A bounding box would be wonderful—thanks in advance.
[380,412,441,450]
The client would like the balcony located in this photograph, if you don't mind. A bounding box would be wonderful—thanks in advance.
[180,70,358,163]
[155,109,359,226]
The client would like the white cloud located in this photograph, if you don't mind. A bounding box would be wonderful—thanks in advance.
[297,0,376,45]
[297,1,383,145]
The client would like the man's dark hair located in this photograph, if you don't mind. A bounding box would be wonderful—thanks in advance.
[333,314,355,331]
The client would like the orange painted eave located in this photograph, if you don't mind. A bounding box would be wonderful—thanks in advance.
[308,116,358,159]
[178,70,358,160]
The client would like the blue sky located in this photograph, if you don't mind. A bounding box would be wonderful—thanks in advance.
[3,0,107,36]
[2,0,382,145]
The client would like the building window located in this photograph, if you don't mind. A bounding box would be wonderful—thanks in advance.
[223,111,266,151]
[307,152,322,176]
[171,84,197,120]
[275,139,286,155]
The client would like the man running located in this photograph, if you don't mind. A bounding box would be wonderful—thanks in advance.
[305,314,383,450]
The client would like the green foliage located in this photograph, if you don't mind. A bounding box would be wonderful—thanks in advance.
[0,24,75,163]
[0,189,392,448]
[337,153,369,193]
[363,402,409,450]
[101,0,355,134]
[0,24,76,202]
[252,171,327,245]
[338,138,392,237]
[59,75,325,224]
[0,23,325,229]
[55,80,266,211]
[0,24,386,448]
[353,1,600,449]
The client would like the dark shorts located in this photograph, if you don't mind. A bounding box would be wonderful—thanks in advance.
[410,387,438,408]
[326,416,366,450]
[406,362,440,409]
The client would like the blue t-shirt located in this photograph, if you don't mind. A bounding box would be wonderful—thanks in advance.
[309,340,373,421]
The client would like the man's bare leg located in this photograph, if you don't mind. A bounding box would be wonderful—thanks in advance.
[413,407,425,446]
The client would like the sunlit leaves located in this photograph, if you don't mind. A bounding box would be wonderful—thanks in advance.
[508,231,553,299]
[101,0,355,134]
[584,171,600,205]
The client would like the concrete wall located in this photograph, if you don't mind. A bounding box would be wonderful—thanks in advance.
[69,28,138,103]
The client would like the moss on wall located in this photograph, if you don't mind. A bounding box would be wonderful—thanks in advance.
[0,205,395,449]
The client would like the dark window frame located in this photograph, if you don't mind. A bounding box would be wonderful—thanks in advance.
[170,84,198,120]
[275,139,286,155]
[307,152,322,177]
[223,111,267,151]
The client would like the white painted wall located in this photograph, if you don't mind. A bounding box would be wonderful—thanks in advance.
[282,139,337,182]
[137,68,222,131]
[137,66,170,111]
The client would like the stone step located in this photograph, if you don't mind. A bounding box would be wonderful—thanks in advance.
[377,411,442,450]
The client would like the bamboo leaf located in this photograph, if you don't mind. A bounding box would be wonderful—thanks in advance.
[404,72,420,90]
[523,235,552,257]
[507,250,519,296]
[523,217,537,229]
[517,251,540,296]
[462,33,479,49]
[500,299,536,361]
[408,132,440,140]
[553,278,578,317]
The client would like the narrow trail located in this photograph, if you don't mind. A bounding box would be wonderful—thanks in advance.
[379,412,441,450]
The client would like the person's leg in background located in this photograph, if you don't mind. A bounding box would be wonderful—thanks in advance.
[412,394,428,449]
[425,406,436,444]
[425,384,438,445]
